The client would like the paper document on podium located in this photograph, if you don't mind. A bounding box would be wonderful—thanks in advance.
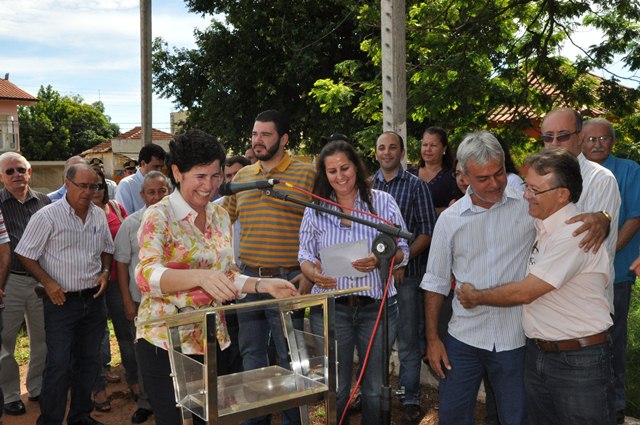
[319,239,368,278]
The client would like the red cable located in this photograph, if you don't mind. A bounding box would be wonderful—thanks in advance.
[278,180,400,424]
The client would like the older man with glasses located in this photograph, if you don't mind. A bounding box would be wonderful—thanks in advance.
[580,117,640,424]
[0,153,51,417]
[15,164,114,425]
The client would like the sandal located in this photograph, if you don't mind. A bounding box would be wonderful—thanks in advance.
[93,391,111,412]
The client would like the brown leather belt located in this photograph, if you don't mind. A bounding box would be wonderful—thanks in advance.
[242,265,301,277]
[533,331,609,352]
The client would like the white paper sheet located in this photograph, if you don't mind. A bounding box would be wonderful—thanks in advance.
[319,239,369,278]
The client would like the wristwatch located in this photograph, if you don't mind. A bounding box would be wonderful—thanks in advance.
[600,211,612,222]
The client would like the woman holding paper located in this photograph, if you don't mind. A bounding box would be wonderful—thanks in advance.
[298,139,409,425]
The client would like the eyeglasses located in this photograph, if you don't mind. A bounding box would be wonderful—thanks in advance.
[68,179,101,191]
[584,135,612,144]
[4,167,27,176]
[524,186,563,197]
[540,131,579,144]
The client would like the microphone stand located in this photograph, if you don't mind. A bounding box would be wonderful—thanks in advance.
[262,187,413,425]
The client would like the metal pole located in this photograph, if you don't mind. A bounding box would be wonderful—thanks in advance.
[141,0,153,144]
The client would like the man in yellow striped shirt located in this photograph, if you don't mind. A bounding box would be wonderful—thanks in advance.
[222,109,315,425]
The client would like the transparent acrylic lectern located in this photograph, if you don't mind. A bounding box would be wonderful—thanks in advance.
[138,288,363,425]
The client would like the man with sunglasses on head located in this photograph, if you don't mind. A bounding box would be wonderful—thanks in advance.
[540,108,620,313]
[0,153,50,417]
[580,118,639,424]
[15,163,114,425]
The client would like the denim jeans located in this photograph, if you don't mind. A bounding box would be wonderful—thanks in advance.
[37,294,106,425]
[237,269,303,425]
[438,334,526,425]
[525,338,615,424]
[0,306,4,421]
[105,281,138,385]
[310,297,398,425]
[612,281,632,412]
[396,276,423,405]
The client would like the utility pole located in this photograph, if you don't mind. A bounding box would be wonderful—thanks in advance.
[141,0,152,145]
[381,0,406,162]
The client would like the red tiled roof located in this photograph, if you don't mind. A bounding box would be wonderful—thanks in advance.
[489,73,610,124]
[115,126,174,140]
[81,140,112,155]
[0,79,37,102]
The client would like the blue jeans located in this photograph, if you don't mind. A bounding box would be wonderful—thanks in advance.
[612,281,632,412]
[396,276,423,405]
[310,297,398,425]
[525,338,615,424]
[438,334,526,425]
[37,294,106,425]
[237,269,303,425]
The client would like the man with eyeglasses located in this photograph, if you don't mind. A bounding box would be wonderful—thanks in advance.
[47,156,86,201]
[540,108,620,309]
[113,171,171,424]
[15,164,114,425]
[0,153,50,417]
[457,148,615,424]
[580,117,640,424]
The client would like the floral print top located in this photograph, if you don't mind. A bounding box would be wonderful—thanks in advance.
[135,190,238,354]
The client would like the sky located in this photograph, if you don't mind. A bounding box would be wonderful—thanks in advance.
[2,1,638,137]
[1,0,210,134]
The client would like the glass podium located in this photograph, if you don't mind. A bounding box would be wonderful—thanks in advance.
[137,288,364,425]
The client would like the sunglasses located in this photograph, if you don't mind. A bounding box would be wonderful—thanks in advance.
[4,167,27,176]
[540,130,578,144]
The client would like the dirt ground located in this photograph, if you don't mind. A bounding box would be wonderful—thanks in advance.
[7,364,489,425]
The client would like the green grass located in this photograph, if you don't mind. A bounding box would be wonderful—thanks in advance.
[15,320,121,367]
[626,278,640,418]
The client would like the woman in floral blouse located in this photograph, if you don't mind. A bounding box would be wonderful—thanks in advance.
[135,129,297,425]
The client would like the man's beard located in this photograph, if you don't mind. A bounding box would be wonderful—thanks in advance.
[254,140,280,161]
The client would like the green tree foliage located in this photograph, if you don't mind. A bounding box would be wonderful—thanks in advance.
[153,1,640,162]
[152,0,370,154]
[18,85,119,161]
[310,0,640,162]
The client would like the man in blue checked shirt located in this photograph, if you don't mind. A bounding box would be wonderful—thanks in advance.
[372,131,436,423]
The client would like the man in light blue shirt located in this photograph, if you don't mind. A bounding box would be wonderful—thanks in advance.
[115,144,166,214]
[421,131,533,425]
[581,117,640,424]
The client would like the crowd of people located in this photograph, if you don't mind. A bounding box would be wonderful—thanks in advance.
[0,106,637,425]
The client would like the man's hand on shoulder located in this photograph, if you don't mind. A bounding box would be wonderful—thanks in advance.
[566,211,608,253]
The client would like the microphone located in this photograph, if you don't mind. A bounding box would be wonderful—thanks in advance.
[218,179,279,196]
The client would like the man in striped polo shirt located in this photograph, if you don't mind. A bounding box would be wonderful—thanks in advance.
[16,164,114,425]
[222,109,314,425]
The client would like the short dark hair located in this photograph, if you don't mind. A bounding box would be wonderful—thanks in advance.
[313,140,375,214]
[376,131,404,151]
[255,110,289,137]
[225,155,251,168]
[420,126,454,170]
[167,129,226,188]
[525,147,582,203]
[138,144,167,164]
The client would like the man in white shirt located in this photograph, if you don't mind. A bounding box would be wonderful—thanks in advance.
[421,131,533,425]
[115,144,166,214]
